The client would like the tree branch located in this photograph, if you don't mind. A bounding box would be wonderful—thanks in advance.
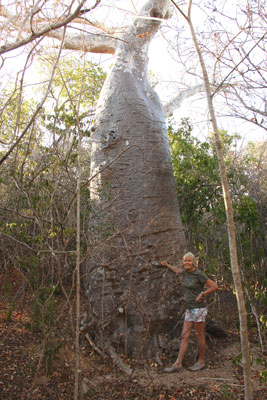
[164,83,221,117]
[0,0,101,55]
[212,32,267,98]
[164,84,206,117]
[0,28,65,165]
[48,30,116,54]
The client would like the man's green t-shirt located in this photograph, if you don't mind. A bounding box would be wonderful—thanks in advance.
[183,269,209,310]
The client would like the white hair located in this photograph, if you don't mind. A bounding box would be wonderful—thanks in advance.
[183,252,197,266]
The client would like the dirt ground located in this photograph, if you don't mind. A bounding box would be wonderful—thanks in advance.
[0,272,266,400]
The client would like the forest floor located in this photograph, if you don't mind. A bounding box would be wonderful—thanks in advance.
[0,271,266,400]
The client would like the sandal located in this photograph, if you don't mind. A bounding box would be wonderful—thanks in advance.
[163,364,183,373]
[188,362,205,371]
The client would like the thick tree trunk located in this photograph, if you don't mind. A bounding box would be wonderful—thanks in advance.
[84,0,186,359]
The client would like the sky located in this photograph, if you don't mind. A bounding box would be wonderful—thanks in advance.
[1,0,266,148]
[85,0,266,148]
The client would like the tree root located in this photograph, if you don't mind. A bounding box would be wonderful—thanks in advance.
[85,335,133,376]
[106,343,133,376]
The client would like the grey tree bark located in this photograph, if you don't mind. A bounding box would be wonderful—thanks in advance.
[84,0,186,358]
[0,0,187,359]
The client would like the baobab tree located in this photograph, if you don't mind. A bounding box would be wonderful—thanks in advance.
[85,0,187,359]
[0,0,187,359]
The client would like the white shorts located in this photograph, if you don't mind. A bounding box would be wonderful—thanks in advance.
[185,307,208,322]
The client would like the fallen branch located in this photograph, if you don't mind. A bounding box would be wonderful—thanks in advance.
[197,377,237,381]
[85,333,105,358]
[197,377,243,386]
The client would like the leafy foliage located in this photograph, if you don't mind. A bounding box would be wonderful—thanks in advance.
[41,56,106,139]
[0,55,106,373]
[169,119,266,326]
[168,119,224,233]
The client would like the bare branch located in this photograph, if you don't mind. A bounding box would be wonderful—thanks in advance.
[49,30,116,54]
[164,84,205,117]
[0,231,36,253]
[16,0,44,40]
[0,0,101,55]
[0,28,66,165]
[212,32,267,98]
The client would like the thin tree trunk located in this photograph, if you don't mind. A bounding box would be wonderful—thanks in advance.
[170,1,253,398]
[56,52,88,400]
[74,122,81,400]
[72,57,87,400]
